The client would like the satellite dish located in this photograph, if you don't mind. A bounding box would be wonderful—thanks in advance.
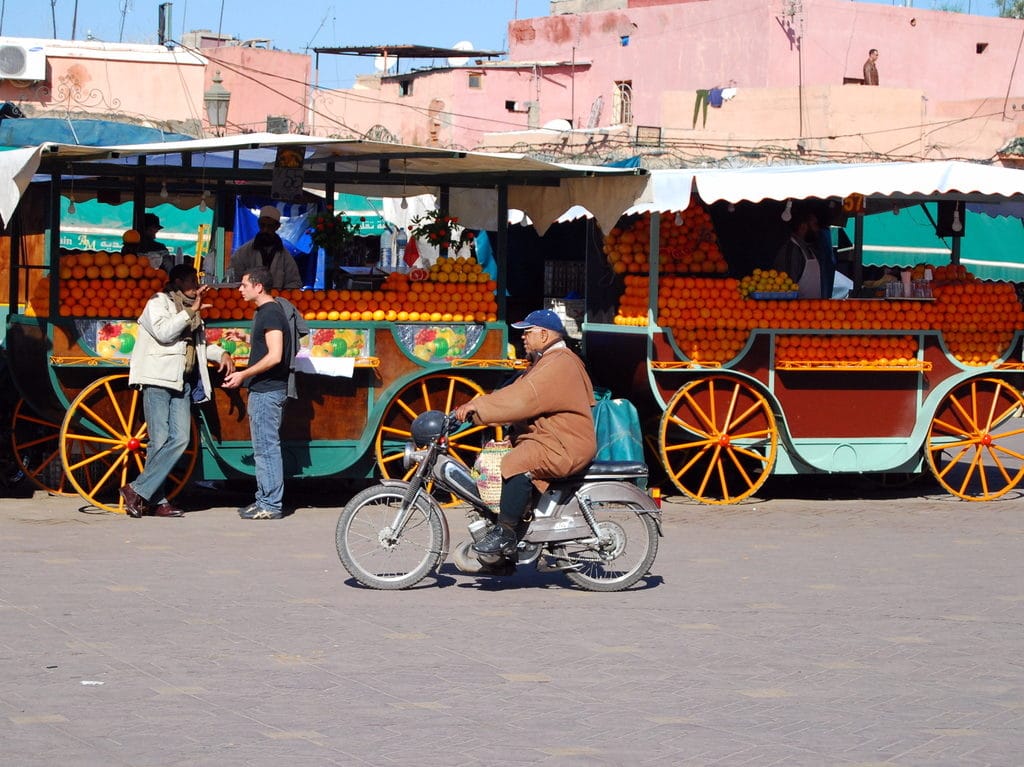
[542,118,573,133]
[447,40,474,67]
[373,55,393,73]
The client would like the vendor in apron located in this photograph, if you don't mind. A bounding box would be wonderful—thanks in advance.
[773,213,823,299]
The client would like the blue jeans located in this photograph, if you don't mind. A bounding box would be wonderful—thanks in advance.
[247,388,287,511]
[132,383,192,504]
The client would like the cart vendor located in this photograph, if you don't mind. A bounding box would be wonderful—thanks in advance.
[774,212,823,299]
[230,205,303,290]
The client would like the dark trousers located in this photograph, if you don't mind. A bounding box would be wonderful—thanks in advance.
[693,90,710,128]
[498,473,533,534]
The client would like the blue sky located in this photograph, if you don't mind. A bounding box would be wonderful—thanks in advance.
[0,0,1005,89]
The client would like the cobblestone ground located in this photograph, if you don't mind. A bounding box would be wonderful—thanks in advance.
[0,477,1022,767]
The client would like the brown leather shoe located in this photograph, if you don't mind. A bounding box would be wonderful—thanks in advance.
[152,501,184,518]
[119,484,148,518]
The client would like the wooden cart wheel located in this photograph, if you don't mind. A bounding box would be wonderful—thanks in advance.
[926,377,1024,501]
[58,374,199,513]
[375,374,503,498]
[11,398,77,496]
[658,375,778,505]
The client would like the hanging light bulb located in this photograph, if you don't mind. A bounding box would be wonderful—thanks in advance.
[67,196,76,215]
[673,211,684,226]
[781,199,793,222]
[400,197,409,209]
[199,189,210,213]
[892,204,900,216]
[160,181,169,199]
[727,203,736,213]
[952,208,963,233]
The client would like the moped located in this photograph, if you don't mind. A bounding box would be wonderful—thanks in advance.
[335,410,662,591]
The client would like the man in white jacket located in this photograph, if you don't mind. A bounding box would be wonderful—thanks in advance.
[120,265,234,517]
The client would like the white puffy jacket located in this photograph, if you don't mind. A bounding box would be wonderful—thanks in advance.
[128,292,226,403]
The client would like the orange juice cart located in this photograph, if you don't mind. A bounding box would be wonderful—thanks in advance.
[582,162,1024,504]
[3,135,645,511]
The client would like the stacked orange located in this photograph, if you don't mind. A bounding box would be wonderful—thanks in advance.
[603,208,728,275]
[776,335,918,366]
[201,258,497,324]
[58,253,167,318]
[616,270,1024,367]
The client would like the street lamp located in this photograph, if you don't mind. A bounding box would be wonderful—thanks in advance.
[203,70,231,136]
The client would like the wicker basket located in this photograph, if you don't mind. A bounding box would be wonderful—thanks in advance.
[471,439,511,506]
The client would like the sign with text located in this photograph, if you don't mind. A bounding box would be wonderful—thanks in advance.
[271,145,305,202]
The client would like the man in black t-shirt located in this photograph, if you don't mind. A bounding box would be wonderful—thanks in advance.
[222,266,290,519]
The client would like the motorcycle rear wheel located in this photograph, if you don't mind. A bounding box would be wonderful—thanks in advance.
[335,486,444,590]
[559,509,659,592]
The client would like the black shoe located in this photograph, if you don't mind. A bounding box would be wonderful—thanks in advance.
[237,502,259,517]
[472,524,516,556]
[239,506,282,520]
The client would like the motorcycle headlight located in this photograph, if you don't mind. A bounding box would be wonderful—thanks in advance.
[403,441,426,471]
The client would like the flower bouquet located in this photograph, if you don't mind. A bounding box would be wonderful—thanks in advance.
[408,209,476,252]
[306,209,363,253]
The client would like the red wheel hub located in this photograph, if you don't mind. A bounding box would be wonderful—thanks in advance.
[980,433,993,446]
[717,434,731,447]
[126,437,142,451]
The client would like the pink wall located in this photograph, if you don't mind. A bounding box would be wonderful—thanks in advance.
[510,0,1024,118]
[201,46,311,135]
[308,0,1024,159]
[0,39,310,139]
[0,42,206,129]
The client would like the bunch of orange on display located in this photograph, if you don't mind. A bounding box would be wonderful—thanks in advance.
[615,267,1024,367]
[57,252,166,318]
[54,251,499,326]
[776,335,919,366]
[209,269,497,325]
[603,208,727,275]
[738,268,799,298]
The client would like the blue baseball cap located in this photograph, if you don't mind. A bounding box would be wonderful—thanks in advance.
[511,309,566,335]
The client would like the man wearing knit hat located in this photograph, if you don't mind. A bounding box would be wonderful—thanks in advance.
[229,204,302,289]
[453,309,596,566]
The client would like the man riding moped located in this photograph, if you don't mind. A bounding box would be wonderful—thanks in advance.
[453,310,597,565]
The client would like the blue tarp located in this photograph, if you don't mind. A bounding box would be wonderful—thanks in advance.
[0,117,192,148]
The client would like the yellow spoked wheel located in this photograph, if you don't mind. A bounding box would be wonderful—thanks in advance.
[58,375,199,513]
[375,374,504,501]
[11,399,77,496]
[926,377,1024,501]
[659,375,778,505]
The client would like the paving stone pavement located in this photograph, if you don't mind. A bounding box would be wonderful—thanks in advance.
[0,479,1022,767]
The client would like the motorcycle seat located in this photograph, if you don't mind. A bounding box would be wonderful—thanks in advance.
[554,461,649,481]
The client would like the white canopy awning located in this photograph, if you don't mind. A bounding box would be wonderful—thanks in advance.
[0,133,649,235]
[630,161,1024,214]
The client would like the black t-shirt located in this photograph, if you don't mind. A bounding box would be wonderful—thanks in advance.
[248,300,290,392]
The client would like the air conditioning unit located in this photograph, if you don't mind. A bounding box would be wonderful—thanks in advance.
[0,45,46,81]
[266,115,289,134]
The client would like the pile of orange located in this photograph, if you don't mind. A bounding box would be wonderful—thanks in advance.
[776,335,919,366]
[615,271,1024,367]
[603,208,728,275]
[50,251,499,325]
[57,253,167,318]
[739,268,798,298]
[203,259,498,324]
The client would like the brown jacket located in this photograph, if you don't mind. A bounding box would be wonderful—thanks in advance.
[472,345,596,481]
[231,239,303,290]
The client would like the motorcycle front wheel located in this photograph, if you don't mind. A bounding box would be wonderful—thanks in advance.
[558,508,659,592]
[335,486,444,590]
